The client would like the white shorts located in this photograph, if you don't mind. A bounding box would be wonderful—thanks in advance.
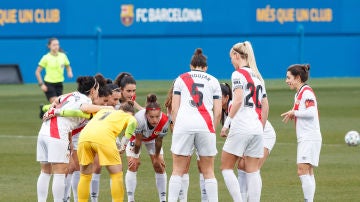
[297,140,322,167]
[263,121,276,152]
[171,131,217,157]
[126,139,164,158]
[223,133,264,158]
[72,133,80,150]
[36,135,70,163]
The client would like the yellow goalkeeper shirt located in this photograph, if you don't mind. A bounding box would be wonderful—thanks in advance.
[79,109,137,146]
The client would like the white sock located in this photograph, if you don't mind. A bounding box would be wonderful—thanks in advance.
[237,169,247,202]
[90,173,101,202]
[125,170,137,202]
[71,171,80,202]
[310,175,316,198]
[222,169,242,202]
[63,173,72,202]
[37,171,51,202]
[246,171,262,202]
[300,174,314,202]
[168,175,182,202]
[156,173,167,202]
[179,173,189,202]
[204,178,218,202]
[199,173,207,202]
[52,174,66,202]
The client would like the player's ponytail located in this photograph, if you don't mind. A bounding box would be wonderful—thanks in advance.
[145,93,161,112]
[190,48,207,68]
[287,64,310,83]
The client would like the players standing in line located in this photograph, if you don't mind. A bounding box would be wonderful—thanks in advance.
[125,94,170,202]
[220,41,268,202]
[36,76,109,202]
[221,81,277,201]
[168,48,222,202]
[35,38,73,118]
[77,101,137,202]
[281,64,322,202]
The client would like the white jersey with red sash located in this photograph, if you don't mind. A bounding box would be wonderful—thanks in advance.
[173,70,221,133]
[229,67,265,136]
[38,92,91,141]
[292,84,322,142]
[130,109,170,143]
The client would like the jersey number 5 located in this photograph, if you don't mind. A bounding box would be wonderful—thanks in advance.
[191,83,204,107]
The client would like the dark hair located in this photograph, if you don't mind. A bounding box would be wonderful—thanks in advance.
[76,76,98,95]
[164,86,173,111]
[98,85,112,97]
[220,83,232,100]
[47,37,64,53]
[146,94,161,113]
[119,101,135,114]
[114,72,136,89]
[107,83,120,93]
[190,48,207,68]
[94,73,107,88]
[287,64,311,83]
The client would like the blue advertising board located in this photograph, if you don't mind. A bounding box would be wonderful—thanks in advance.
[0,0,359,82]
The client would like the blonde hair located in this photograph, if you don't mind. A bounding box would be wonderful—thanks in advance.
[231,41,264,85]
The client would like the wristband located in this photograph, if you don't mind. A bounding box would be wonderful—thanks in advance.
[38,82,44,86]
[223,117,232,129]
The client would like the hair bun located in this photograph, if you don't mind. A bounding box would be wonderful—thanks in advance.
[305,64,310,71]
[147,94,157,103]
[195,48,203,55]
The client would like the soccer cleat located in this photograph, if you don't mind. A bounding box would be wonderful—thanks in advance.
[39,104,45,119]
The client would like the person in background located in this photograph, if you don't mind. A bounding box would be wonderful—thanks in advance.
[35,37,73,118]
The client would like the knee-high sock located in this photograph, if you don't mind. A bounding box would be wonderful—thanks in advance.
[155,173,167,202]
[52,174,66,202]
[168,175,182,202]
[78,173,92,202]
[300,174,314,202]
[110,172,124,202]
[71,171,80,202]
[237,169,247,202]
[125,170,137,201]
[204,178,218,202]
[179,173,189,202]
[90,173,101,202]
[246,171,262,202]
[199,173,207,202]
[222,169,242,202]
[37,171,51,202]
[310,175,316,198]
[63,173,73,201]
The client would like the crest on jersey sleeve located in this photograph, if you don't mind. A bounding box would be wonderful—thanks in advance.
[305,99,315,108]
[120,4,134,27]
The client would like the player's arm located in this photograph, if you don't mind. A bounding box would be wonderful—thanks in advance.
[57,109,92,119]
[171,94,180,125]
[213,98,222,128]
[80,103,113,114]
[261,96,269,128]
[223,87,243,129]
[154,136,163,157]
[119,116,138,153]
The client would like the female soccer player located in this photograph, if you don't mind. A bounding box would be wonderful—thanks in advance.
[281,64,322,202]
[77,101,137,202]
[168,48,222,202]
[125,94,170,202]
[36,76,108,202]
[35,38,73,104]
[220,41,268,202]
[114,72,143,110]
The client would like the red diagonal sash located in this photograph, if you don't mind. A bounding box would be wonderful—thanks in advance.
[237,69,262,120]
[130,112,169,142]
[50,93,73,139]
[180,73,215,133]
[293,86,314,124]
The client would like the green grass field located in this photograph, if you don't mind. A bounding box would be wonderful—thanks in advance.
[0,78,360,201]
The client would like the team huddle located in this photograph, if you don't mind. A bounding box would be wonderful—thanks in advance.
[35,39,322,202]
